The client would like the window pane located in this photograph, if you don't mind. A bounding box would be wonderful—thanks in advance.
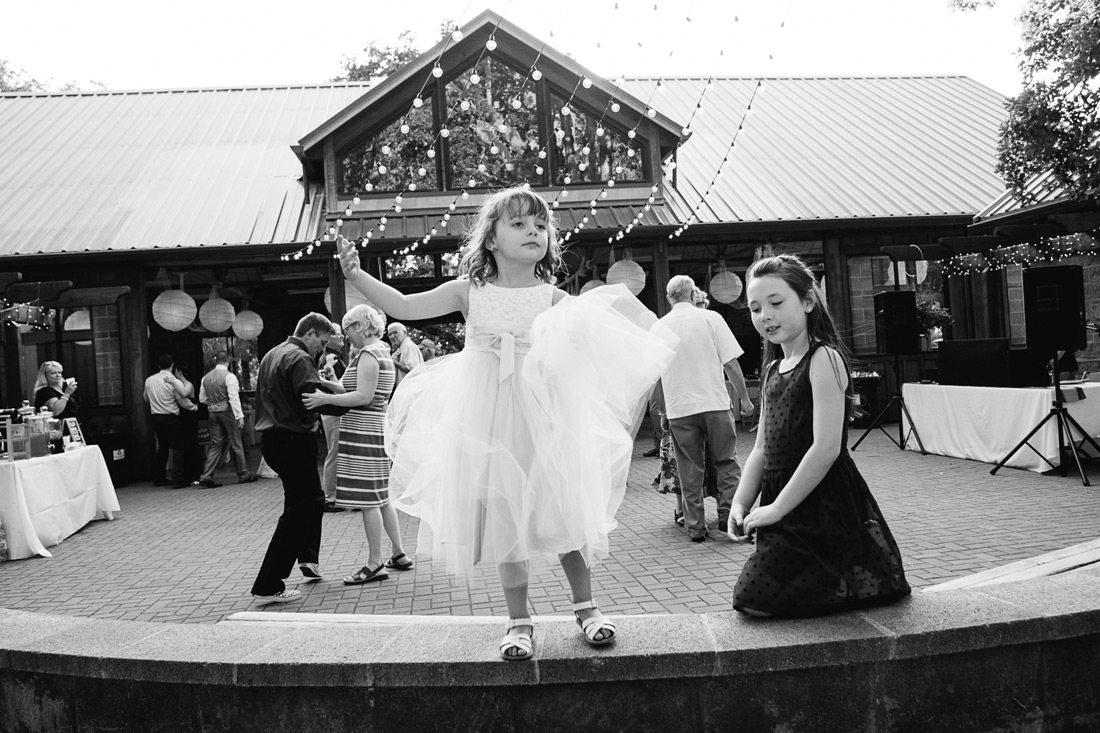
[549,94,644,185]
[386,254,435,279]
[446,57,542,189]
[339,102,438,195]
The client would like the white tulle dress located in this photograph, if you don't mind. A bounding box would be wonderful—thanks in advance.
[385,281,675,578]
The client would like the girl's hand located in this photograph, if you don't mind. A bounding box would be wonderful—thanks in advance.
[728,504,751,542]
[301,390,328,410]
[337,235,361,279]
[743,505,783,535]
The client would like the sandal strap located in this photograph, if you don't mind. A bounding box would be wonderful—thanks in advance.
[580,615,617,636]
[571,600,598,613]
[506,617,533,630]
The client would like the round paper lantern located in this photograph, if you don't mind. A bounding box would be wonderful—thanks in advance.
[323,283,374,315]
[709,268,743,304]
[580,278,606,294]
[63,308,93,346]
[152,290,197,332]
[607,258,646,296]
[199,289,236,333]
[232,310,264,340]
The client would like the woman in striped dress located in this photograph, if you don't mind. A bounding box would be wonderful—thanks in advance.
[305,303,412,584]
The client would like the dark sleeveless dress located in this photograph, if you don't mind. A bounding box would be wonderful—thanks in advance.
[732,343,910,617]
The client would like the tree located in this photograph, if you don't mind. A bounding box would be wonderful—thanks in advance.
[954,0,1100,201]
[333,31,424,82]
[0,59,45,93]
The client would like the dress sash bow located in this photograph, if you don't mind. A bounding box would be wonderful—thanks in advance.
[465,330,531,383]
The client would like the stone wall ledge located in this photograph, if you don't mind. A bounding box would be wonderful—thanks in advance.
[3,564,1100,732]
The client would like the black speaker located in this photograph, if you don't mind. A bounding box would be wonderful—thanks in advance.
[1023,265,1086,353]
[874,290,919,355]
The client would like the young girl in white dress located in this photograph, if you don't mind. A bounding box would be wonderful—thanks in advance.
[336,186,674,660]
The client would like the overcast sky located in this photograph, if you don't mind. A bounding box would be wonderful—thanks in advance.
[1,0,1027,96]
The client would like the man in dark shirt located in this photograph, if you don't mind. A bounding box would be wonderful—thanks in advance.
[250,312,335,603]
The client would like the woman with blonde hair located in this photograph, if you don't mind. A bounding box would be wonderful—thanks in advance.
[304,303,412,584]
[34,361,79,419]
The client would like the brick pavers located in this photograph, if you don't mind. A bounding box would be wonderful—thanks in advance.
[2,426,1099,623]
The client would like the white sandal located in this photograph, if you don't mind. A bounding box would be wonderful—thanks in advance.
[572,600,616,646]
[499,617,534,661]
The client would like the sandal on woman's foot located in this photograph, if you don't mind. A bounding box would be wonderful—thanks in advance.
[673,509,685,527]
[384,553,415,570]
[500,617,534,661]
[342,564,388,585]
[573,600,616,646]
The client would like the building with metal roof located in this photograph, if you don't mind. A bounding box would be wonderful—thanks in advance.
[0,11,1014,478]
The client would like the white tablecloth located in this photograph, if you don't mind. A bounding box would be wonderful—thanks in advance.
[901,382,1100,473]
[0,445,120,560]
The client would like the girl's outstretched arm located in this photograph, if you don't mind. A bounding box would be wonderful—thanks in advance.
[337,235,469,320]
[743,346,847,533]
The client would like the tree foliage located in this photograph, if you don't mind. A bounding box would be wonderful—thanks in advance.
[954,0,1100,201]
[333,31,423,82]
[0,59,46,92]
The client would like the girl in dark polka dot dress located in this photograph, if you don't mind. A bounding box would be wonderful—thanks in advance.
[729,254,910,617]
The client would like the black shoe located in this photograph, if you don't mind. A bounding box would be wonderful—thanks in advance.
[238,475,258,484]
[199,479,222,488]
[323,502,346,513]
[642,448,659,458]
[691,534,708,543]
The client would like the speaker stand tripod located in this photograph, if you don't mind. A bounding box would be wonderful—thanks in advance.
[851,354,927,454]
[990,359,1100,486]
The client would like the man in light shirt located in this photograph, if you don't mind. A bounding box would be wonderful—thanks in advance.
[198,350,256,487]
[143,353,198,488]
[654,275,754,542]
[387,322,423,388]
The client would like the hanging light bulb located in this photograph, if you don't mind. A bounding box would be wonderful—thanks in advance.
[628,130,637,139]
[497,123,508,133]
[511,98,522,109]
[451,29,463,42]
[440,128,450,137]
[582,78,593,88]
[561,105,571,116]
[378,165,387,174]
[418,166,427,176]
[408,183,417,191]
[427,149,436,158]
[596,126,604,136]
[490,144,499,154]
[412,97,423,108]
[432,64,443,78]
[646,107,656,118]
[531,68,542,81]
[353,195,361,205]
[381,144,391,155]
[460,100,470,111]
[486,36,497,51]
[400,123,410,134]
[611,102,620,113]
[470,72,480,84]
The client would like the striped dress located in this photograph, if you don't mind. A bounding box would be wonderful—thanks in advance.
[335,341,395,508]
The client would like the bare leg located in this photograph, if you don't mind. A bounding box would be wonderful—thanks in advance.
[499,561,532,659]
[379,503,405,558]
[361,508,384,568]
[559,550,612,642]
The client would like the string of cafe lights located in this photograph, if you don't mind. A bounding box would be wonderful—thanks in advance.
[284,3,783,263]
[940,236,1100,278]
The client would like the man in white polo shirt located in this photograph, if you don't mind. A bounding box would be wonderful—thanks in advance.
[655,275,755,542]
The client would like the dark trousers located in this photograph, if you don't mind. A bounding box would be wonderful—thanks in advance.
[200,411,250,481]
[669,409,741,539]
[250,429,324,595]
[150,413,183,483]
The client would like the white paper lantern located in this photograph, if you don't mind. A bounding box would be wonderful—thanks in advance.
[580,278,606,294]
[323,283,374,315]
[232,310,264,340]
[152,290,197,332]
[199,288,236,333]
[607,257,646,296]
[709,264,743,304]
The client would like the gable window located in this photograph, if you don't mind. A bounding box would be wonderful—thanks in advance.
[445,58,542,189]
[549,93,644,186]
[340,101,438,195]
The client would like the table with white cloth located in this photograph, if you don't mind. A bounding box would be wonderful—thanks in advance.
[901,382,1100,473]
[0,445,120,560]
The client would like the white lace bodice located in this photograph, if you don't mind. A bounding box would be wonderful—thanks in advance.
[466,282,554,338]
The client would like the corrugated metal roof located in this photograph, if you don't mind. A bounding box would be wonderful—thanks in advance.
[0,84,371,257]
[973,169,1068,221]
[620,76,1009,225]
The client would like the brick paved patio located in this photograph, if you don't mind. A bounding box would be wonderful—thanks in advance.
[2,426,1099,624]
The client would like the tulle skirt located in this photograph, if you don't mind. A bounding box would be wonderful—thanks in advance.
[385,285,676,578]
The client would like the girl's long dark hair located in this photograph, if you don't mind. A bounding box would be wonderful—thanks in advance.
[747,254,855,397]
